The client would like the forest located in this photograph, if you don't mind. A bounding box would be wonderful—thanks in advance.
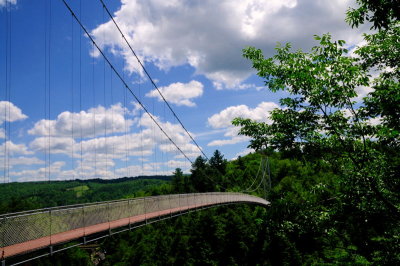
[0,176,171,214]
[2,0,399,264]
[3,146,398,265]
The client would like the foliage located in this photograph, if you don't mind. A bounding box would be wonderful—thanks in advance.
[231,2,400,263]
[346,0,400,29]
[0,177,170,214]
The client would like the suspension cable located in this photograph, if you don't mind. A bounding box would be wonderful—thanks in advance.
[70,13,75,179]
[96,0,234,189]
[61,0,193,164]
[102,5,108,179]
[48,0,52,183]
[79,0,84,180]
[244,157,268,193]
[92,41,97,179]
[3,0,11,185]
[97,0,208,160]
[63,0,245,193]
[243,158,263,192]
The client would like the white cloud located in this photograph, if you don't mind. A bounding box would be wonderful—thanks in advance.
[146,80,203,107]
[207,101,278,146]
[11,161,66,182]
[138,112,201,158]
[30,137,75,155]
[24,107,200,180]
[9,156,44,166]
[115,159,190,177]
[0,0,16,7]
[28,103,134,138]
[0,101,27,125]
[0,141,32,155]
[208,136,248,147]
[208,101,279,129]
[232,148,255,160]
[368,117,382,126]
[91,0,365,89]
[0,156,44,169]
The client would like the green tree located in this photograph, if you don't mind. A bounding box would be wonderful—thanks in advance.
[209,150,227,176]
[232,2,400,263]
[346,0,400,29]
[172,168,185,193]
[191,156,214,192]
[235,31,399,215]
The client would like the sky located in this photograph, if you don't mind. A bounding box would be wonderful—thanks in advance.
[0,0,369,182]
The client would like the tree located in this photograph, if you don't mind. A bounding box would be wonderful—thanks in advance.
[191,156,213,192]
[172,168,193,193]
[233,2,399,263]
[346,0,400,29]
[235,29,399,214]
[209,150,227,176]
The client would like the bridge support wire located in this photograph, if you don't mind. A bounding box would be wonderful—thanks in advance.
[0,193,269,265]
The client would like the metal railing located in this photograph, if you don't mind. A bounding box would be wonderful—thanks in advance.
[0,192,269,262]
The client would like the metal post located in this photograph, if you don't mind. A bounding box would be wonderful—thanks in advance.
[143,198,147,225]
[1,215,6,263]
[157,198,161,221]
[82,205,86,240]
[108,202,111,236]
[169,194,172,218]
[128,199,132,231]
[186,194,190,213]
[179,194,181,215]
[49,210,52,247]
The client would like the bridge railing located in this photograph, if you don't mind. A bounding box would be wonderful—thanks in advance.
[0,192,269,258]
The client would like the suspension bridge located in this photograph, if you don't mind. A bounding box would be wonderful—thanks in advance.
[1,193,269,263]
[0,0,270,264]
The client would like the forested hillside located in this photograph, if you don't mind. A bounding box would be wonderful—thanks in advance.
[0,150,355,265]
[0,176,170,214]
[4,146,398,265]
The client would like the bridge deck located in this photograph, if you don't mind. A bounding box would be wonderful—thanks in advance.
[2,204,200,258]
[1,193,269,259]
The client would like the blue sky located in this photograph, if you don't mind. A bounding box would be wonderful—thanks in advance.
[0,0,367,182]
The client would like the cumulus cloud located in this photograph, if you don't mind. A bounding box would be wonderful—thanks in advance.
[138,112,201,158]
[0,141,32,155]
[208,101,279,129]
[28,103,134,138]
[30,137,75,155]
[29,106,200,160]
[11,161,66,182]
[0,101,27,125]
[207,101,279,146]
[91,0,364,89]
[24,106,200,180]
[0,156,44,170]
[146,80,203,107]
[208,136,249,147]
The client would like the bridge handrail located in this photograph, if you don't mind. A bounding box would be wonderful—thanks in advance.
[0,192,264,218]
[0,192,269,258]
